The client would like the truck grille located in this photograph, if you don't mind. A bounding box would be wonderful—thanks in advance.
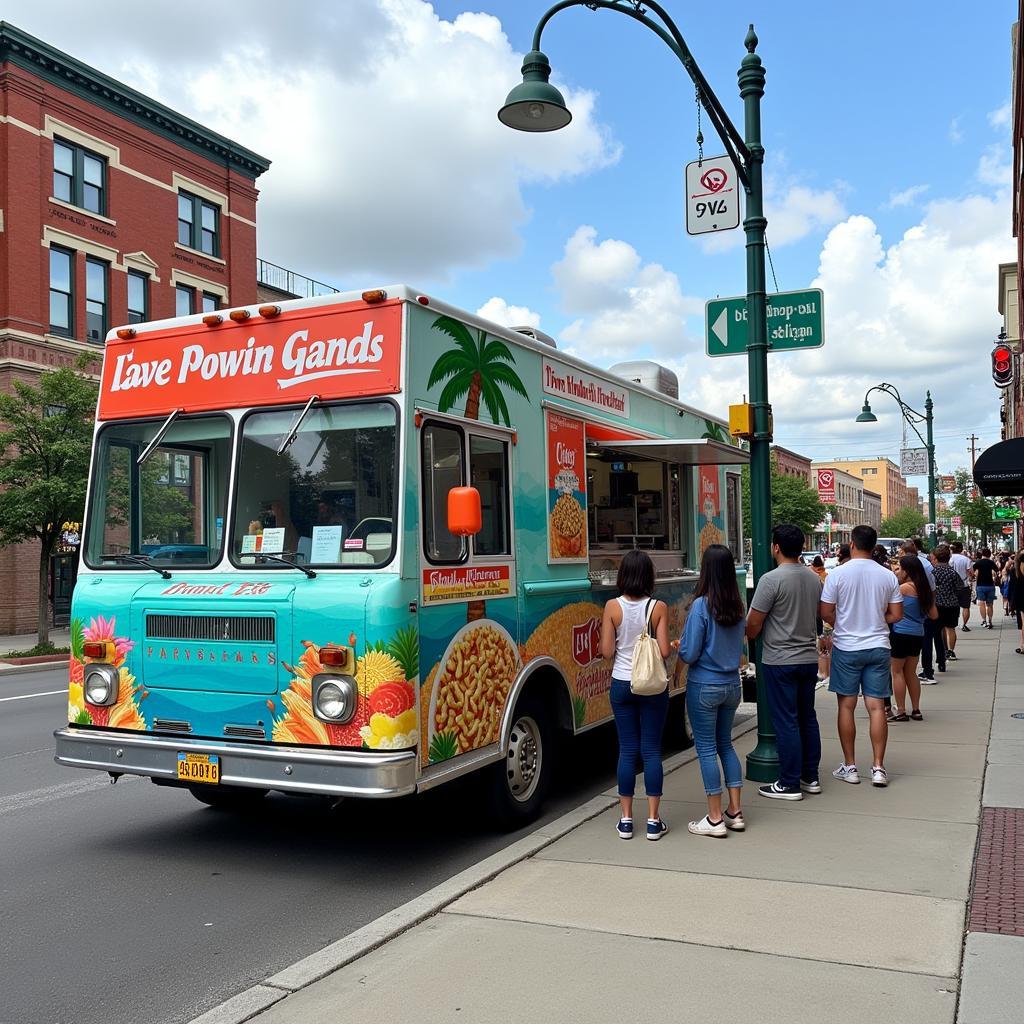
[146,615,275,644]
[153,718,192,733]
[224,724,267,740]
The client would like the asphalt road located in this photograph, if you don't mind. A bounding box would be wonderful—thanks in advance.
[1,666,694,1024]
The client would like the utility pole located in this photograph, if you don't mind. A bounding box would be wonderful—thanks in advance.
[967,434,982,507]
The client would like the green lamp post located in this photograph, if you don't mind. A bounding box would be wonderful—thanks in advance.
[856,383,937,531]
[499,0,778,782]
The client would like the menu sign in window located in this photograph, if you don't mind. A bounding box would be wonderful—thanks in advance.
[545,410,588,564]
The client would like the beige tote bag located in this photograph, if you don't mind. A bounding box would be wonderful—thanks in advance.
[630,599,668,695]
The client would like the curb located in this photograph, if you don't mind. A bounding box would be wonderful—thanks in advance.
[0,660,70,676]
[0,653,70,666]
[186,713,759,1024]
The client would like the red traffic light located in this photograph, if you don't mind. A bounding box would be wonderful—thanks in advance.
[992,344,1014,387]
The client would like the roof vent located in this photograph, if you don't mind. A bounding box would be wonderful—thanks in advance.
[511,325,557,348]
[607,360,679,400]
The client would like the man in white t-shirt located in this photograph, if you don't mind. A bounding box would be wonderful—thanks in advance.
[949,542,974,633]
[820,525,904,788]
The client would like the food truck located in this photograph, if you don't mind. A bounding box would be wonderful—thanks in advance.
[55,286,748,823]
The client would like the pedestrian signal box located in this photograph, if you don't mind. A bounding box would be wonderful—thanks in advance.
[729,403,754,439]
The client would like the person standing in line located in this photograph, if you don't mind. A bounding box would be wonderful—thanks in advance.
[905,539,944,681]
[600,550,673,842]
[837,543,852,565]
[1001,557,1013,617]
[950,542,974,633]
[810,555,828,584]
[888,555,938,721]
[746,524,823,800]
[820,524,904,787]
[932,544,964,662]
[973,548,999,629]
[1008,552,1024,654]
[677,544,746,837]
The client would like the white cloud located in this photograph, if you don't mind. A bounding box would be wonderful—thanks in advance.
[5,0,619,283]
[988,100,1012,129]
[884,184,929,209]
[977,144,1011,187]
[476,296,541,329]
[949,116,964,144]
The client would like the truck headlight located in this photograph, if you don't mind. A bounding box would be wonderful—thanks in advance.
[83,664,119,706]
[313,674,357,723]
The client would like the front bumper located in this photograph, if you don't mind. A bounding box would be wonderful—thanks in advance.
[54,727,417,798]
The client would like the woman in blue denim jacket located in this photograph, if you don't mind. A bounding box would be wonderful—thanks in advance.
[677,544,746,838]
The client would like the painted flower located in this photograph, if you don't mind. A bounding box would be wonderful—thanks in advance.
[83,615,135,667]
[359,709,417,749]
[368,680,415,718]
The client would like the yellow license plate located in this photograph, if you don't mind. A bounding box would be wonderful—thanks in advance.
[176,752,220,784]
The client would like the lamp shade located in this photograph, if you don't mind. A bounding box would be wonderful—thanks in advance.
[498,50,572,132]
[855,402,877,424]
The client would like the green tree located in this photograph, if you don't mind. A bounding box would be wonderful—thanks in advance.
[0,363,97,645]
[880,505,926,539]
[949,467,997,544]
[741,464,826,539]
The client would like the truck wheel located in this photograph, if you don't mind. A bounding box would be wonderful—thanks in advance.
[189,784,268,810]
[666,693,694,750]
[486,693,551,828]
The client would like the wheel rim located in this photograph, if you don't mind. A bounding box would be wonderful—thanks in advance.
[506,714,542,803]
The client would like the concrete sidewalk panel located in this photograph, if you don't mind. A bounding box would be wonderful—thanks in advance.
[957,932,1024,1024]
[450,859,964,977]
[537,800,976,899]
[247,914,958,1024]
[982,763,1024,808]
[986,737,1024,764]
[988,716,1024,740]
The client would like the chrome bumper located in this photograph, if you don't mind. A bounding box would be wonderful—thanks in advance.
[54,727,418,798]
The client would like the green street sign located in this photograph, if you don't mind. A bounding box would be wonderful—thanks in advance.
[994,505,1021,520]
[706,288,825,357]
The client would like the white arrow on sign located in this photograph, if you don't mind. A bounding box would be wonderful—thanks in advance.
[711,308,728,348]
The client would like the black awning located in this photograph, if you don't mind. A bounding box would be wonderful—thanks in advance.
[973,438,1024,496]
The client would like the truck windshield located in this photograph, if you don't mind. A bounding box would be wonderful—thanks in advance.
[231,401,397,569]
[85,415,232,568]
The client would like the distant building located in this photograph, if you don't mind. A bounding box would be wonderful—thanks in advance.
[811,464,864,547]
[862,488,882,532]
[907,486,922,515]
[831,457,912,520]
[771,445,812,483]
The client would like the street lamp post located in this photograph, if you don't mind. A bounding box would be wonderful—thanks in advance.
[499,1,779,781]
[856,383,936,531]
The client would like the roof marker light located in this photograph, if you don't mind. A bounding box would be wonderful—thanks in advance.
[202,314,223,326]
[258,305,281,318]
[362,289,387,304]
[228,309,251,323]
[116,328,136,340]
[416,295,430,305]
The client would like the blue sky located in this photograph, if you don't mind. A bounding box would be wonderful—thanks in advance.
[10,0,1017,496]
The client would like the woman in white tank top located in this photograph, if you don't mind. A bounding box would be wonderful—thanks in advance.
[599,551,672,841]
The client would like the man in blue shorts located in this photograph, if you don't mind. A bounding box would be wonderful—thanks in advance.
[820,525,904,787]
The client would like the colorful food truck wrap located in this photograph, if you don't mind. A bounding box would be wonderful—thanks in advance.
[56,286,747,820]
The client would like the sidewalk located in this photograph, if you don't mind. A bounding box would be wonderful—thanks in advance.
[0,628,70,657]
[236,617,1023,1024]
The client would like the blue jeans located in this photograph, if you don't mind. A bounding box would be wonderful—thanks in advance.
[610,678,669,798]
[685,682,742,795]
[763,663,821,789]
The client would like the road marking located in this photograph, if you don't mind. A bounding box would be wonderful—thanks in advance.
[0,774,140,816]
[0,688,66,702]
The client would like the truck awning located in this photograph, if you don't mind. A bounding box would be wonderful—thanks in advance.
[587,437,749,466]
[973,438,1024,496]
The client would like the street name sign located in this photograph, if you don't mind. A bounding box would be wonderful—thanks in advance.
[705,288,825,357]
[900,448,928,476]
[685,155,740,235]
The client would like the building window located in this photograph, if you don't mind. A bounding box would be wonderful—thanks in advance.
[85,258,108,342]
[175,285,194,317]
[53,139,106,215]
[202,292,219,313]
[127,270,149,324]
[49,246,74,337]
[177,191,220,256]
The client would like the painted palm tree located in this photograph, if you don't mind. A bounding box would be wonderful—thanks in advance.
[428,315,528,622]
[701,418,730,443]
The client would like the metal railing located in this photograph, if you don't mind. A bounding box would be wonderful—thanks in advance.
[256,258,339,299]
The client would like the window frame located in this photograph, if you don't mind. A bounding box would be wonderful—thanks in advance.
[201,292,219,314]
[175,284,195,318]
[469,433,512,559]
[227,398,401,572]
[127,270,149,324]
[53,137,107,215]
[420,419,468,566]
[85,256,108,343]
[48,245,75,338]
[177,190,220,257]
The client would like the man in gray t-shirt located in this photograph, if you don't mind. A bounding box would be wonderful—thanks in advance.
[746,524,822,800]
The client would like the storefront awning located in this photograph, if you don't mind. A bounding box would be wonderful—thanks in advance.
[973,438,1024,496]
[588,437,749,466]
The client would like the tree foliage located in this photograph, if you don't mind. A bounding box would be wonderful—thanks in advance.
[949,467,998,542]
[0,363,98,643]
[880,505,926,539]
[741,462,826,538]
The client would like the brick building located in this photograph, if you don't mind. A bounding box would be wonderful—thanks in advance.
[771,444,811,483]
[811,464,864,547]
[831,457,912,520]
[862,488,882,532]
[0,23,270,633]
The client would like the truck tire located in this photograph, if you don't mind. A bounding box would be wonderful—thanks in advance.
[189,784,268,810]
[486,693,551,828]
[665,692,694,750]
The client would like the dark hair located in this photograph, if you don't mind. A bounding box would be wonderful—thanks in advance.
[851,524,877,552]
[899,554,935,616]
[951,541,963,553]
[935,544,951,563]
[838,543,851,562]
[772,523,805,559]
[1015,552,1024,581]
[911,536,925,553]
[870,545,889,565]
[812,555,824,568]
[981,548,991,558]
[617,549,655,598]
[695,544,744,627]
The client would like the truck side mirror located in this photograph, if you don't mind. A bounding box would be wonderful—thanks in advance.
[448,486,482,537]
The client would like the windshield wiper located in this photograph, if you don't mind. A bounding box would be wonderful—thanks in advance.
[102,553,172,579]
[256,553,317,579]
[277,395,319,455]
[137,408,181,466]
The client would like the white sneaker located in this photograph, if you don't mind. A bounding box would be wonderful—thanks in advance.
[687,815,727,838]
[723,809,746,831]
[832,763,860,784]
[871,766,888,788]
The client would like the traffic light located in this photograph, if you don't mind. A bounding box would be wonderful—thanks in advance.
[992,343,1014,388]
